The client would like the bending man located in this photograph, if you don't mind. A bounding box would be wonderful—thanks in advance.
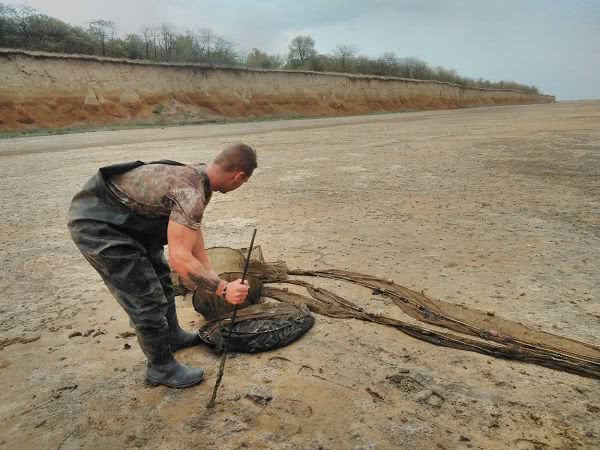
[68,144,257,388]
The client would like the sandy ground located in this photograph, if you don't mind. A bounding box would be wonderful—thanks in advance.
[0,102,599,450]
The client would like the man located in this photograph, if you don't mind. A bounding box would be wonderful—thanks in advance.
[68,143,257,389]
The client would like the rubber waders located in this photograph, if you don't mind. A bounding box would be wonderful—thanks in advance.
[137,331,204,388]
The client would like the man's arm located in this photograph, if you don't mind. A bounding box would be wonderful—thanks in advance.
[191,227,213,273]
[167,220,248,304]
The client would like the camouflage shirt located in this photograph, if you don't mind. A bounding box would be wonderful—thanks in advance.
[106,162,212,230]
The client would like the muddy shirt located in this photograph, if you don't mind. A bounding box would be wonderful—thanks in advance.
[106,163,212,230]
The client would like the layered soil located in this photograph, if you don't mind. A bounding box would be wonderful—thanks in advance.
[0,101,598,450]
[0,50,554,132]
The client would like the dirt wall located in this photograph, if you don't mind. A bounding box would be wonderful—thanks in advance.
[0,49,555,131]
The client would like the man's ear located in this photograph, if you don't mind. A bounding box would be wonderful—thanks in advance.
[235,171,249,182]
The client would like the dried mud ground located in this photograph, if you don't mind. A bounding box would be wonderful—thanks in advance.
[1,101,599,450]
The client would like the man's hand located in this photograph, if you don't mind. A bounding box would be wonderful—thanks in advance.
[223,279,250,305]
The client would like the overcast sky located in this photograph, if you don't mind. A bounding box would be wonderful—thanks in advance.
[20,0,600,100]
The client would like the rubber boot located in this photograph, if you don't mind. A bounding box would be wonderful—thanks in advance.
[137,332,204,388]
[166,302,201,352]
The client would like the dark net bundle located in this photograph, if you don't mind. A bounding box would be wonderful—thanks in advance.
[190,247,314,353]
[198,303,314,353]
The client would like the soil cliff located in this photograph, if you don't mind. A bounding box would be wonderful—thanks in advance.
[0,49,555,131]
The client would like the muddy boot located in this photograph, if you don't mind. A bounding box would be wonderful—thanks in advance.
[137,332,204,388]
[166,302,201,352]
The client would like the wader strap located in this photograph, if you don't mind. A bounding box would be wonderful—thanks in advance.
[147,160,186,166]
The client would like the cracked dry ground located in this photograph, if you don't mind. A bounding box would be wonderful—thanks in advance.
[1,101,599,450]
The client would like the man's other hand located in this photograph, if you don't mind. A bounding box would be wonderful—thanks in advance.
[224,279,249,305]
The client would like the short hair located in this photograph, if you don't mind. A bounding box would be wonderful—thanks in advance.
[214,143,258,176]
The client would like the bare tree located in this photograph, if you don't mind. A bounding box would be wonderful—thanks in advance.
[212,35,236,63]
[159,22,175,60]
[174,30,198,61]
[88,19,115,56]
[333,44,357,72]
[0,3,17,47]
[402,57,431,80]
[192,27,237,63]
[377,51,399,76]
[197,27,214,59]
[287,35,316,67]
[3,4,37,48]
[141,26,156,59]
[246,48,283,69]
[124,33,144,59]
[434,65,460,84]
[151,26,159,59]
[0,2,11,15]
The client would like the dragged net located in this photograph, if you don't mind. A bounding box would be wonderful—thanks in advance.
[181,248,600,379]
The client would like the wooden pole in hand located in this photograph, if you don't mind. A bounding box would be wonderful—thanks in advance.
[207,228,257,408]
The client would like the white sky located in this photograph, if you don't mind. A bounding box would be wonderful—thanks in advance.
[19,0,600,100]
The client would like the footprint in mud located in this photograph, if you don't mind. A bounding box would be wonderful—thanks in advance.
[386,373,445,408]
[67,329,106,339]
[244,394,273,406]
[242,385,273,408]
[386,373,423,393]
[297,364,315,374]
[274,398,313,418]
[241,382,313,418]
[414,389,445,408]
[267,356,292,369]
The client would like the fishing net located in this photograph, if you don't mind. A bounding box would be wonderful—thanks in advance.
[178,247,600,379]
[198,303,314,353]
[190,247,264,321]
[192,271,263,321]
[188,247,315,353]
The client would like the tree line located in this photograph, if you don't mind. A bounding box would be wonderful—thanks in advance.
[0,3,540,93]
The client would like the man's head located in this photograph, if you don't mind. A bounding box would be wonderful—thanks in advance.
[207,143,258,193]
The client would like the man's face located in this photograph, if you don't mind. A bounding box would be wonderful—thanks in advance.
[221,171,250,193]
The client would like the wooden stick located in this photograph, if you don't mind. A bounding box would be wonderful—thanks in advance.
[207,228,257,408]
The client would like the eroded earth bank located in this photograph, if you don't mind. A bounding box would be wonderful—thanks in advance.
[0,50,554,132]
